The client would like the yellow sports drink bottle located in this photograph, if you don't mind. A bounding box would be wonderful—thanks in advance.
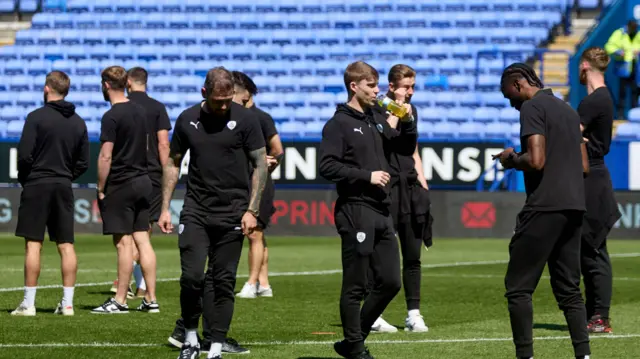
[377,94,408,118]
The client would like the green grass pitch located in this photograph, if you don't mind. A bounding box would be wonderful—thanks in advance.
[0,235,639,358]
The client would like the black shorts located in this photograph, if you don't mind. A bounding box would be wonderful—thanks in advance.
[15,182,75,243]
[257,179,276,230]
[148,184,162,223]
[99,176,152,235]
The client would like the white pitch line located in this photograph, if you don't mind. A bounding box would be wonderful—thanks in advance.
[1,253,639,293]
[1,334,639,349]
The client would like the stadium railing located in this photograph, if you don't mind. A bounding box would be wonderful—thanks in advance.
[474,49,573,89]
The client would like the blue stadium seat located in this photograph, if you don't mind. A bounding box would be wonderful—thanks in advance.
[0,0,570,139]
[86,121,101,138]
[628,108,640,122]
[458,122,483,139]
[447,108,473,124]
[0,92,14,107]
[485,122,512,139]
[7,120,25,137]
[499,107,520,123]
[615,122,640,140]
[422,107,447,123]
[473,107,500,124]
[458,93,481,108]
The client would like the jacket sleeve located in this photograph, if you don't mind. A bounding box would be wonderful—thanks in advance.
[72,120,90,180]
[605,29,623,57]
[318,119,371,184]
[380,117,418,156]
[17,114,37,185]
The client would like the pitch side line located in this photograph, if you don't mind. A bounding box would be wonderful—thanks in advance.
[1,334,640,349]
[1,253,639,292]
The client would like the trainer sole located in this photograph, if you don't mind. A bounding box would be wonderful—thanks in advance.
[167,337,183,348]
[90,311,130,314]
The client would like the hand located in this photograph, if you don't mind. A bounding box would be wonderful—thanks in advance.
[492,147,515,161]
[582,137,589,143]
[97,191,105,201]
[158,210,173,234]
[241,211,258,235]
[419,179,429,190]
[266,155,278,171]
[492,147,516,169]
[392,87,408,104]
[370,171,390,188]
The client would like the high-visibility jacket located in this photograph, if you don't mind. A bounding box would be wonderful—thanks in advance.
[605,27,640,77]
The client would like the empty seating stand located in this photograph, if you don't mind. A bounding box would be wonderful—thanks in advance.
[0,0,581,141]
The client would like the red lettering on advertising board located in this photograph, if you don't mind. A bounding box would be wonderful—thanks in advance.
[272,200,336,226]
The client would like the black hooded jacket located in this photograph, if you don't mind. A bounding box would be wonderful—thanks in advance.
[17,100,90,186]
[319,103,417,212]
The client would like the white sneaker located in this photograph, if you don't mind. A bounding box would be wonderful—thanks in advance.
[257,285,273,297]
[371,317,398,333]
[236,282,257,299]
[11,303,36,316]
[405,314,429,333]
[54,302,74,316]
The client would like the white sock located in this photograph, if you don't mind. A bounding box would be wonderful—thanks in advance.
[133,261,146,291]
[208,343,222,358]
[62,287,74,307]
[408,309,421,318]
[185,329,199,347]
[23,287,36,307]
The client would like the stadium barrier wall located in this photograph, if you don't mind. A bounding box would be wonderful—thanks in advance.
[0,188,637,239]
[1,140,638,190]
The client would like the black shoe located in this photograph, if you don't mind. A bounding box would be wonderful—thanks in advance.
[334,341,373,359]
[222,337,250,354]
[334,341,350,358]
[177,342,200,359]
[354,350,374,359]
[168,325,185,348]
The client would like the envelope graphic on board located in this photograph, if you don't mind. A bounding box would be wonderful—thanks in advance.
[461,202,496,229]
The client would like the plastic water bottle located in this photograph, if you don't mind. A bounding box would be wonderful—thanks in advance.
[377,94,408,118]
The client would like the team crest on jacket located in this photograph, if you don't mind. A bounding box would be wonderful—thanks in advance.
[376,124,383,133]
[356,232,366,243]
[227,121,237,130]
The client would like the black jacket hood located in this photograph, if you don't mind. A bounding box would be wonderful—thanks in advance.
[335,103,373,122]
[46,100,76,118]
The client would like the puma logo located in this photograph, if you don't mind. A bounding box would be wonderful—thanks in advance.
[354,127,363,135]
[190,121,199,130]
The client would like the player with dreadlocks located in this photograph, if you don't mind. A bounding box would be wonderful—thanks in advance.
[493,63,591,359]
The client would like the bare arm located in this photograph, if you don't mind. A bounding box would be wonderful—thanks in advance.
[509,135,546,171]
[581,142,589,175]
[157,129,170,167]
[267,134,284,172]
[161,150,182,213]
[412,144,428,189]
[248,147,268,214]
[97,142,113,193]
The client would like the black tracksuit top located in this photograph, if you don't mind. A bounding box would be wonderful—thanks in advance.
[319,103,418,213]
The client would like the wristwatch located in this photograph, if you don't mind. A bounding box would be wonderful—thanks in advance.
[247,208,259,218]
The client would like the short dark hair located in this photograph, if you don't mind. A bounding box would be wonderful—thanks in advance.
[500,63,544,90]
[127,67,148,85]
[204,67,234,96]
[388,64,416,85]
[232,71,258,96]
[45,70,70,96]
[101,66,128,91]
